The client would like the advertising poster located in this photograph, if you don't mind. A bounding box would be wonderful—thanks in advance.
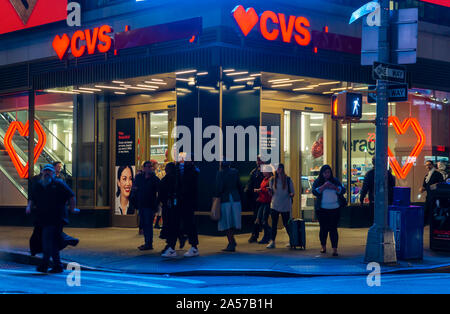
[115,118,136,216]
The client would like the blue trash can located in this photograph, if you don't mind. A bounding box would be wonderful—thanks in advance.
[388,205,424,260]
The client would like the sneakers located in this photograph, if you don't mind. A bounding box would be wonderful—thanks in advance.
[184,247,199,257]
[266,241,275,249]
[161,247,177,258]
[138,244,153,251]
[248,235,258,243]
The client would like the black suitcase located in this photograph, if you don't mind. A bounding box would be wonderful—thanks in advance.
[286,218,306,250]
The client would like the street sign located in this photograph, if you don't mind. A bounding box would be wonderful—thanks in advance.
[367,83,409,103]
[372,62,406,83]
[361,8,418,65]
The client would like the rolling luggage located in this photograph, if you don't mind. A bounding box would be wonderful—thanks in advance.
[286,218,306,250]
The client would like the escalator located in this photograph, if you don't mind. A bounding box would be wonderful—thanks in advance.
[0,112,72,199]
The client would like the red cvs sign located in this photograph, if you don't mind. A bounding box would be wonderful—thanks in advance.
[232,5,311,46]
[53,25,113,60]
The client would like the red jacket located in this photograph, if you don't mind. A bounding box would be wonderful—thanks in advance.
[257,177,272,204]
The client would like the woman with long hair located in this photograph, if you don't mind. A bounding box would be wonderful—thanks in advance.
[312,165,346,256]
[267,163,294,249]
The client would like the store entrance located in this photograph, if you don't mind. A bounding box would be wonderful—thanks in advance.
[111,104,176,227]
[284,111,329,221]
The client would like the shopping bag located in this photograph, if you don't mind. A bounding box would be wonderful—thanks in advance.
[210,197,221,221]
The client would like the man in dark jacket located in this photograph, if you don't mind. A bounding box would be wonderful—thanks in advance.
[420,160,444,223]
[177,158,200,257]
[27,164,79,273]
[360,157,396,206]
[245,156,265,243]
[135,160,160,251]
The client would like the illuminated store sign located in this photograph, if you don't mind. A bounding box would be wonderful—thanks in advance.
[232,5,311,46]
[53,25,113,59]
[4,120,47,179]
[0,0,67,35]
[388,116,425,180]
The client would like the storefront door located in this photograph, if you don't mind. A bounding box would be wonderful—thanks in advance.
[111,104,175,227]
[284,111,329,221]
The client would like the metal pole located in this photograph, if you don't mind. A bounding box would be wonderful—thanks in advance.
[364,0,397,264]
[28,90,35,192]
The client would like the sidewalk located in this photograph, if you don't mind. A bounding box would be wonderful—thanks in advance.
[0,226,449,276]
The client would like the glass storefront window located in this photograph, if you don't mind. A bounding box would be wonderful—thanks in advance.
[344,89,450,205]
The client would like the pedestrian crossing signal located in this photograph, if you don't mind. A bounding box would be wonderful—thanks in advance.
[331,91,363,121]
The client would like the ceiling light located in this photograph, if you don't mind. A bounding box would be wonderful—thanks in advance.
[268,78,291,83]
[250,73,262,77]
[127,86,157,91]
[144,81,167,85]
[330,87,347,91]
[197,72,208,76]
[137,84,159,89]
[112,81,125,84]
[176,78,195,82]
[318,81,341,86]
[72,89,94,94]
[223,69,235,73]
[226,71,249,76]
[272,83,293,88]
[175,69,197,75]
[322,91,334,94]
[79,87,102,92]
[114,92,126,95]
[150,78,164,82]
[353,86,369,90]
[229,85,246,90]
[95,85,127,90]
[45,89,80,94]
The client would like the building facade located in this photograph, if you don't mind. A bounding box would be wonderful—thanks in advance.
[0,0,449,230]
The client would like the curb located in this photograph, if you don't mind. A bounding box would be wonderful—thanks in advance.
[1,249,449,277]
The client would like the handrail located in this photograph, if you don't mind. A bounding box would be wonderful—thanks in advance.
[0,163,28,199]
[34,115,72,153]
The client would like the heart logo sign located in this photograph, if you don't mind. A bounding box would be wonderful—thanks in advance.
[4,120,47,179]
[388,116,425,180]
[232,5,259,36]
[52,34,70,60]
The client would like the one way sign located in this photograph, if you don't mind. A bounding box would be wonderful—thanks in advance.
[367,83,409,103]
[372,62,406,83]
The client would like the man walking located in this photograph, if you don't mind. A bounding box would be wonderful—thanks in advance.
[177,156,200,257]
[360,157,396,206]
[27,164,79,273]
[245,156,265,243]
[135,160,160,251]
[420,160,444,224]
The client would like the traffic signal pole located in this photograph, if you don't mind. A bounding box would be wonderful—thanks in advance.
[364,0,397,264]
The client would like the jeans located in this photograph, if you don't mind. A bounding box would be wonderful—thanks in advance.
[180,206,199,247]
[270,210,290,241]
[316,208,340,249]
[42,225,63,269]
[140,208,155,246]
[257,203,271,240]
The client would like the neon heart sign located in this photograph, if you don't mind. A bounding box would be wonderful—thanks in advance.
[232,5,311,46]
[388,116,425,180]
[4,120,47,179]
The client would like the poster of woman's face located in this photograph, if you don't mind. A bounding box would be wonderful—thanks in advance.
[115,165,135,215]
